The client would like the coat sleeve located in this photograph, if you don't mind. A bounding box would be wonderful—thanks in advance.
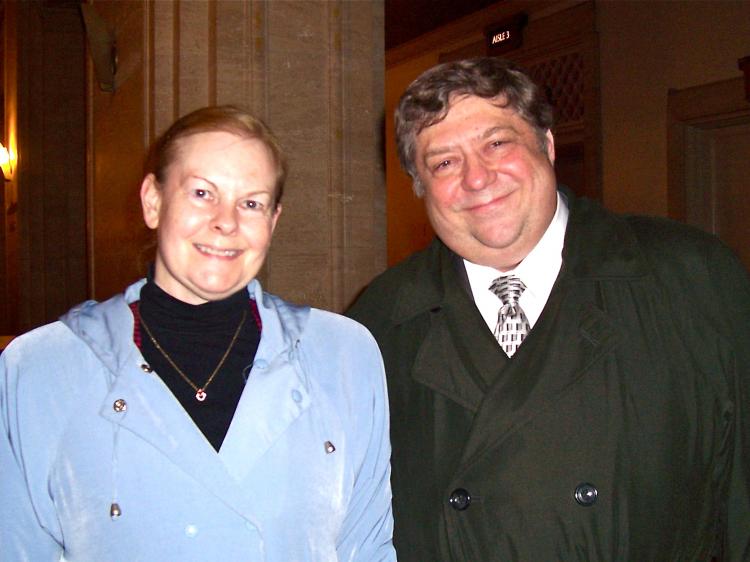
[0,345,64,561]
[335,333,396,562]
[711,243,750,561]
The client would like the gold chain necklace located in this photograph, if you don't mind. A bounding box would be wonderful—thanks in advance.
[139,306,247,402]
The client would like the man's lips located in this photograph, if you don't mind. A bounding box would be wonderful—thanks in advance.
[194,243,242,258]
[463,190,514,213]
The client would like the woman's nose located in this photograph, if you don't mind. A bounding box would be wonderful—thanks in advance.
[210,203,238,234]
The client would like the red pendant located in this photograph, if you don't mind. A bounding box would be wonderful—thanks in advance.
[196,389,207,401]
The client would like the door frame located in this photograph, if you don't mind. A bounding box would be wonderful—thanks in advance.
[667,75,750,226]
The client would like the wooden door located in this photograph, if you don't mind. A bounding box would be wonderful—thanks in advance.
[669,76,750,271]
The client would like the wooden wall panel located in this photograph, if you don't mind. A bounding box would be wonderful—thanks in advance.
[336,1,386,308]
[88,1,148,301]
[265,2,336,306]
[150,1,177,137]
[176,0,212,113]
[1,1,19,335]
[215,1,256,108]
[8,1,87,332]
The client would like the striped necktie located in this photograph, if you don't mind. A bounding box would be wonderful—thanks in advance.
[489,275,530,357]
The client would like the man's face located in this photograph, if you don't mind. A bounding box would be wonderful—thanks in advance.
[414,94,557,270]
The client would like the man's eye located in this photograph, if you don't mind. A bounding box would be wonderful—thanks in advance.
[434,159,451,171]
[489,140,504,148]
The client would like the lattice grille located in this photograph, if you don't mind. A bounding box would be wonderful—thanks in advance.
[528,52,584,125]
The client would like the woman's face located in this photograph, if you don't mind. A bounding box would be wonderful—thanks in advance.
[140,130,281,304]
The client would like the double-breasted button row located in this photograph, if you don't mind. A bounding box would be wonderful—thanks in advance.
[448,488,471,511]
[448,483,599,511]
[574,482,598,506]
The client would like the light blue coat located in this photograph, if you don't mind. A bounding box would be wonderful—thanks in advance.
[0,279,395,561]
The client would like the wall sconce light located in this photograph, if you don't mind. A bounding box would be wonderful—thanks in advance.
[0,143,14,181]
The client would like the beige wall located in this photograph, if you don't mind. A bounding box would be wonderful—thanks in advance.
[88,0,385,312]
[598,0,750,216]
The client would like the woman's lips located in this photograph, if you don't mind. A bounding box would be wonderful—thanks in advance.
[194,243,242,258]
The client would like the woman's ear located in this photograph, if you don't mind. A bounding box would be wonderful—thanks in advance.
[140,174,162,230]
[270,203,282,233]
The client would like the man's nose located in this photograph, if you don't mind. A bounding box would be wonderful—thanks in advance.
[462,154,494,191]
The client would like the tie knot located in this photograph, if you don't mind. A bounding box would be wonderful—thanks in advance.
[489,275,526,306]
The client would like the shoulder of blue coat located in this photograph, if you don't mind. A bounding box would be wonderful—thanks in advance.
[2,321,74,366]
[297,309,386,415]
[307,308,379,347]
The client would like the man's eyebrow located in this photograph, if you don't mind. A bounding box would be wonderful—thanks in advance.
[481,125,516,139]
[421,126,517,161]
[422,145,455,160]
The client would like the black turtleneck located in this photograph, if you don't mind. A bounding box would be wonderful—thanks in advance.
[135,278,260,451]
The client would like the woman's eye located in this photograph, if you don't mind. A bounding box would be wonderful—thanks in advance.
[242,199,263,211]
[193,188,210,199]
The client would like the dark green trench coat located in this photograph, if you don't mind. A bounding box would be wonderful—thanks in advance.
[348,192,750,561]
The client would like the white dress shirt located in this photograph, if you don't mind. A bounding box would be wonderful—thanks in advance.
[464,191,569,335]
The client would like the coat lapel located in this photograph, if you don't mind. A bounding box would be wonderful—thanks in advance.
[457,274,622,470]
[98,359,261,522]
[218,355,310,481]
[456,194,650,471]
[410,310,487,413]
[408,244,502,413]
[219,285,311,481]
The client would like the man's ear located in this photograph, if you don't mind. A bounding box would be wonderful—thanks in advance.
[140,174,162,230]
[544,129,555,164]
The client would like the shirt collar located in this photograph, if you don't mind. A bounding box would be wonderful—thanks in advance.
[464,191,569,329]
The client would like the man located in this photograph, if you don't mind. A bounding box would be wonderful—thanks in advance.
[348,57,750,560]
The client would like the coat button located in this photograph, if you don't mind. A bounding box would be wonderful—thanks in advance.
[140,363,153,373]
[449,488,471,511]
[574,483,598,506]
[112,399,127,413]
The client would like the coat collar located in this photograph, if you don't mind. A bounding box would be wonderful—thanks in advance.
[389,189,649,326]
[60,279,308,384]
[560,189,650,281]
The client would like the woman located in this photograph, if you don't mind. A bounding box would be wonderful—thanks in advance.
[0,106,395,561]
